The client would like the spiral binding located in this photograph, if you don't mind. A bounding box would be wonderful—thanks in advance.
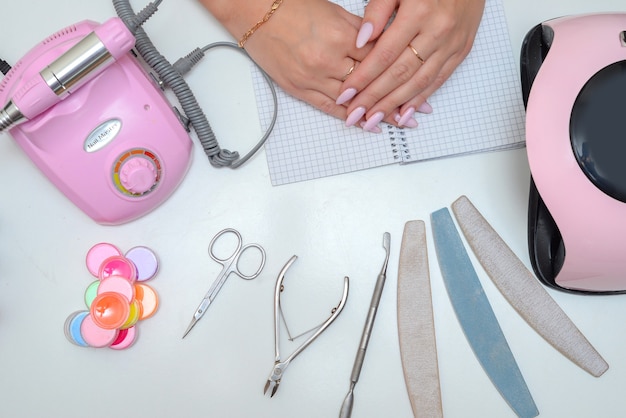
[388,125,410,162]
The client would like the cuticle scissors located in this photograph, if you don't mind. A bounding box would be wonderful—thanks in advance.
[183,228,266,338]
[264,255,349,397]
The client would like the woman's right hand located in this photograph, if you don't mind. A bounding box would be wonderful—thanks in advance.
[338,0,485,131]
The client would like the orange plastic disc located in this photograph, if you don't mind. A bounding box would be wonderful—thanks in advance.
[90,292,130,330]
[134,283,159,320]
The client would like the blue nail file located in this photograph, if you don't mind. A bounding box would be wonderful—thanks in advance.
[430,207,539,418]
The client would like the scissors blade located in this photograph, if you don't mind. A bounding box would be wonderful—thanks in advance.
[182,317,199,339]
[182,297,211,338]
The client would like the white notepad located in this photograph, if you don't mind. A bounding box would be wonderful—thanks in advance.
[252,0,526,186]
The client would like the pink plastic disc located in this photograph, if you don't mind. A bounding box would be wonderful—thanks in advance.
[110,328,129,346]
[97,275,135,302]
[86,243,122,277]
[98,255,137,282]
[80,314,119,348]
[110,326,138,350]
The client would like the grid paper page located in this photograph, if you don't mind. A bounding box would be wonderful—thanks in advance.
[398,0,526,163]
[253,0,526,186]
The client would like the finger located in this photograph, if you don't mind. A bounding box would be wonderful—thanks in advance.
[358,52,456,132]
[368,53,461,131]
[359,105,417,132]
[392,95,430,128]
[337,41,425,107]
[348,43,438,117]
[339,59,358,82]
[331,0,367,30]
[409,54,465,103]
[400,94,433,117]
[358,0,400,47]
[300,89,349,121]
[341,5,426,96]
[282,79,351,121]
[347,41,374,64]
[333,2,376,61]
[394,52,465,119]
[357,68,433,129]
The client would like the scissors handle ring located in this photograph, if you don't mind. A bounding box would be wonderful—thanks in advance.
[235,243,267,280]
[208,228,266,280]
[208,228,243,263]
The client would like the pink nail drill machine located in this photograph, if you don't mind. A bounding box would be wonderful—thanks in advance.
[0,16,195,225]
[521,13,626,294]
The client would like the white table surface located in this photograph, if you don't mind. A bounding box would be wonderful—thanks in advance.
[1,1,625,417]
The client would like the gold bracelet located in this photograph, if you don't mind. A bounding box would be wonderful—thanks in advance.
[238,0,284,48]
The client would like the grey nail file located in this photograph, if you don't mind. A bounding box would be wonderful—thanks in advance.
[431,208,539,418]
[451,195,609,377]
[397,221,443,418]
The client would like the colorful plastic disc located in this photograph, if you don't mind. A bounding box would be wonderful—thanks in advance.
[110,328,129,346]
[71,243,161,349]
[120,299,142,329]
[86,243,122,277]
[90,292,130,330]
[110,326,138,350]
[80,314,119,348]
[98,255,137,282]
[125,246,159,281]
[84,280,100,308]
[98,275,135,302]
[134,283,159,320]
[64,311,90,347]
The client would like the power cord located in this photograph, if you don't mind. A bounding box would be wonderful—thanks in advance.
[173,42,277,168]
[112,0,278,168]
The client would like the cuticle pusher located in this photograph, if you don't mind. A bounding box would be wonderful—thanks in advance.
[338,232,390,418]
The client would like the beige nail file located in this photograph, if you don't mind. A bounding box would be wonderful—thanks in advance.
[451,195,608,377]
[397,221,444,418]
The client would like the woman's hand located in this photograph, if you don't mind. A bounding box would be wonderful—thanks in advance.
[337,0,485,131]
[201,0,374,120]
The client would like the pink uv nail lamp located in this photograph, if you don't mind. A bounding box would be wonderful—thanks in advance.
[0,19,192,225]
[522,13,626,294]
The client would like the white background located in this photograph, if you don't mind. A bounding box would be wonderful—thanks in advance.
[1,1,625,417]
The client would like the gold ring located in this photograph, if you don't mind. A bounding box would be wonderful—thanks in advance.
[342,60,356,81]
[408,45,425,64]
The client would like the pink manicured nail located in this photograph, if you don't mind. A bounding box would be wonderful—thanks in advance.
[346,106,366,127]
[360,121,382,134]
[418,101,433,114]
[402,117,418,128]
[394,111,418,128]
[336,88,357,105]
[398,107,416,126]
[362,111,384,131]
[356,22,374,48]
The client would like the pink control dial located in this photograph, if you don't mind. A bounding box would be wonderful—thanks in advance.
[119,157,157,194]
